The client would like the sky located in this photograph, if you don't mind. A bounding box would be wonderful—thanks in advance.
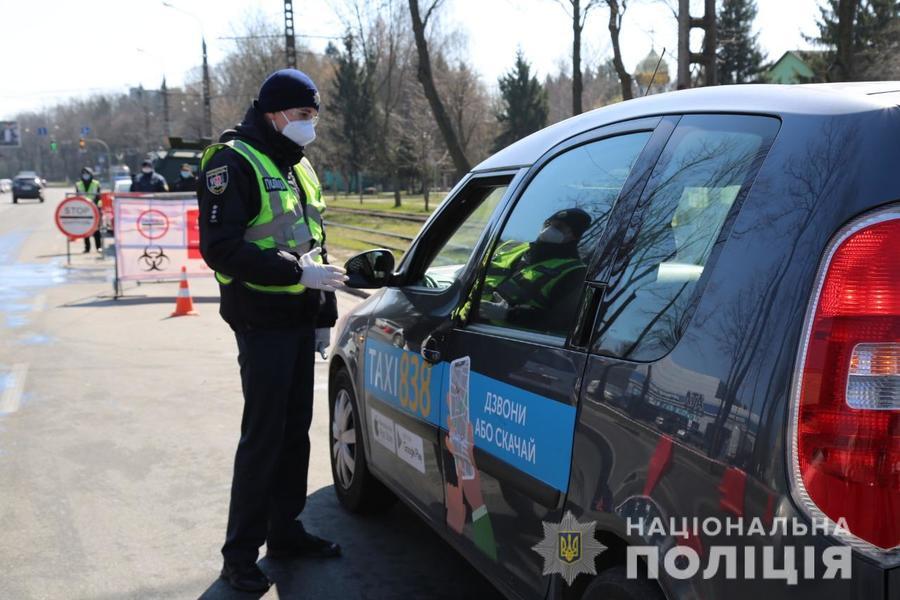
[0,0,823,120]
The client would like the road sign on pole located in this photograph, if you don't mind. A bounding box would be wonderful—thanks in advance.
[81,126,91,135]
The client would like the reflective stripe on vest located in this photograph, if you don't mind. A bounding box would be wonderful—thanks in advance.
[200,139,326,295]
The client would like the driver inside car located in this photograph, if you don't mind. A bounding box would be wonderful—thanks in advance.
[477,208,591,334]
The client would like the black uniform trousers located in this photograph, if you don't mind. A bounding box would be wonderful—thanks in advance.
[84,229,101,252]
[222,325,316,565]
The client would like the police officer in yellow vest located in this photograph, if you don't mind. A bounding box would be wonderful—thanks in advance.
[478,208,591,334]
[76,167,102,253]
[198,69,347,593]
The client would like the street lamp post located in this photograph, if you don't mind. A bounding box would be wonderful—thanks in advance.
[84,137,112,184]
[161,1,213,139]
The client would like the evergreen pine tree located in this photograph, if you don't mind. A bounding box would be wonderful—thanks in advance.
[813,0,900,80]
[331,34,376,193]
[494,51,549,153]
[717,0,765,84]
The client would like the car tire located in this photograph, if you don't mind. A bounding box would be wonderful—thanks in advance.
[329,368,395,514]
[12,195,17,204]
[581,565,665,600]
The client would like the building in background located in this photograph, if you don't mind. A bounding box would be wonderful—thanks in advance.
[764,51,827,84]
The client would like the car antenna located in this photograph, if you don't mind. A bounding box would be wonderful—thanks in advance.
[644,47,667,97]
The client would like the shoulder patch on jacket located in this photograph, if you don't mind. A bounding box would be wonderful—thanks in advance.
[206,166,229,195]
[262,177,288,192]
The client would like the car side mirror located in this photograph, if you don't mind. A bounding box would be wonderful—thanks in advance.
[344,249,396,289]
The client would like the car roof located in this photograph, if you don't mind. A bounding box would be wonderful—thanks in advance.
[474,82,900,172]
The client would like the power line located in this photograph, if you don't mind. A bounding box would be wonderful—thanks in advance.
[217,33,342,41]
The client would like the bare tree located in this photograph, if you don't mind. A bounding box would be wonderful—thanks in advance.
[553,0,603,115]
[606,0,635,100]
[408,0,471,178]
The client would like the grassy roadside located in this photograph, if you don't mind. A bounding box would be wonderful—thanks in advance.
[323,193,446,263]
[322,192,446,215]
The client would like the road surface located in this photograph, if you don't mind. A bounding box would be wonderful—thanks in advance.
[0,187,503,600]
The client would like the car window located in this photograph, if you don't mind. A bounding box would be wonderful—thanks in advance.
[593,114,780,361]
[412,184,509,290]
[471,132,652,338]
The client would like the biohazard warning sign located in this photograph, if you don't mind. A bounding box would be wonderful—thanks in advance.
[113,193,212,282]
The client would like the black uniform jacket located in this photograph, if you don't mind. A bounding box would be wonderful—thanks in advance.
[198,103,338,332]
[130,171,168,192]
[171,175,198,193]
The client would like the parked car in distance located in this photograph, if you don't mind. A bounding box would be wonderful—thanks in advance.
[330,82,900,600]
[113,177,133,193]
[11,171,44,203]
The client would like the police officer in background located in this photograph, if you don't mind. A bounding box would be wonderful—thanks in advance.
[75,167,102,253]
[171,162,198,192]
[130,159,168,192]
[198,69,347,593]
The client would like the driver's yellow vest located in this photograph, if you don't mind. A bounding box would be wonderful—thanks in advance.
[481,241,584,309]
[200,139,326,295]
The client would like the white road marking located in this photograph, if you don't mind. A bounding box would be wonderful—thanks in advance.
[0,363,29,415]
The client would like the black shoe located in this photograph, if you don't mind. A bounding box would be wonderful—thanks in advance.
[220,561,271,593]
[82,248,90,253]
[267,531,342,559]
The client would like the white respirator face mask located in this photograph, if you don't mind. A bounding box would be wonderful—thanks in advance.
[142,167,152,174]
[537,225,566,244]
[278,111,316,146]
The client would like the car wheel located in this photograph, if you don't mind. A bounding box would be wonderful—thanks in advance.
[581,565,665,600]
[330,368,395,513]
[12,195,17,204]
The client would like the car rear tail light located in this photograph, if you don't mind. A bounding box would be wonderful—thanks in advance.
[790,210,900,563]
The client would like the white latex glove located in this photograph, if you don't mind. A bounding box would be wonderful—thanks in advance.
[480,293,509,320]
[315,327,331,359]
[299,247,348,291]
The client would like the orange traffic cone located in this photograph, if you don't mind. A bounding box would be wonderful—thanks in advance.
[170,266,198,317]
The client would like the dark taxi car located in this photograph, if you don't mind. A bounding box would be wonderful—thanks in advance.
[327,83,900,600]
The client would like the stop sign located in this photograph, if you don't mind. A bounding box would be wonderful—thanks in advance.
[55,196,100,239]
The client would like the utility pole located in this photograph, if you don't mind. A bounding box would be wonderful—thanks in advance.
[677,0,718,88]
[201,37,212,139]
[284,0,297,69]
[161,77,171,139]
